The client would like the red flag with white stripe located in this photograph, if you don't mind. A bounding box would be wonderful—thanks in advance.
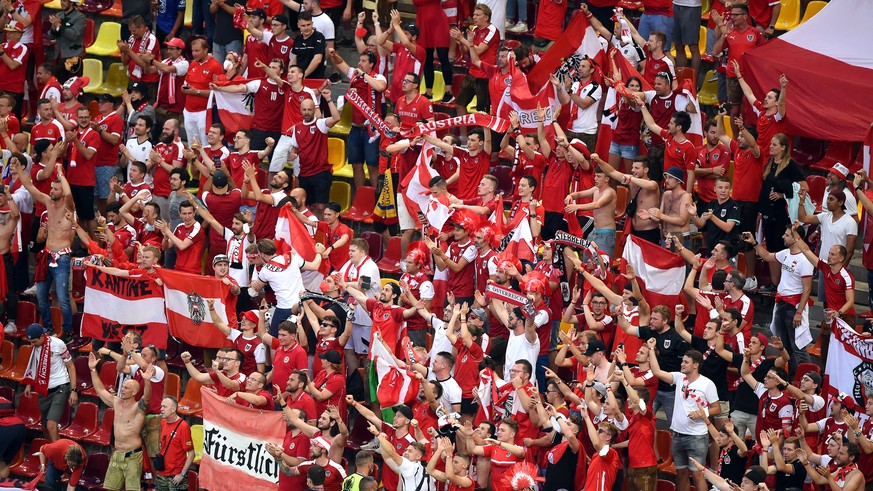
[401,143,444,230]
[81,267,169,348]
[678,78,703,147]
[206,90,252,137]
[505,212,536,262]
[370,335,420,407]
[621,236,685,310]
[824,317,872,407]
[156,268,232,348]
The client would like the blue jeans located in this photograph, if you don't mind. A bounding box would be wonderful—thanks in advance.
[212,40,242,64]
[535,353,550,393]
[37,253,72,335]
[773,301,810,376]
[270,307,293,337]
[638,13,675,49]
[347,126,379,166]
[45,461,63,491]
[653,388,675,425]
[192,0,216,41]
[867,270,873,308]
[506,0,527,24]
[591,229,616,259]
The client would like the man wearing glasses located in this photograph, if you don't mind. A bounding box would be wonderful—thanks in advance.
[247,14,294,73]
[181,347,246,397]
[712,4,765,121]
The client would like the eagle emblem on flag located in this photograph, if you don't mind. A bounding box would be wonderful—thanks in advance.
[187,291,206,325]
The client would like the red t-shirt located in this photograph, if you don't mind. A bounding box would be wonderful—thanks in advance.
[541,157,574,213]
[388,43,426,103]
[0,42,28,94]
[244,33,270,79]
[627,410,657,468]
[297,460,346,491]
[660,129,697,176]
[725,26,765,78]
[234,389,273,410]
[695,142,731,203]
[0,113,20,149]
[248,79,285,132]
[30,120,65,147]
[172,221,206,274]
[482,445,523,491]
[395,93,434,129]
[67,127,101,187]
[585,446,622,491]
[310,369,346,422]
[280,86,318,136]
[266,31,294,68]
[534,0,568,41]
[286,391,318,421]
[446,240,476,298]
[279,430,310,491]
[381,422,417,491]
[748,0,781,31]
[157,419,193,476]
[728,139,763,202]
[454,148,490,200]
[752,100,785,156]
[365,298,407,352]
[325,222,353,271]
[208,371,246,397]
[201,188,242,250]
[94,112,124,167]
[126,32,161,83]
[452,337,484,398]
[468,24,500,79]
[270,338,308,391]
[152,140,184,197]
[184,57,224,112]
[818,260,855,316]
[482,63,512,117]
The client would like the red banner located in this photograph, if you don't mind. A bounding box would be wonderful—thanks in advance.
[405,113,511,137]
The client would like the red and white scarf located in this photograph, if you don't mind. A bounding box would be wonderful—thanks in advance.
[69,127,95,168]
[734,356,763,389]
[22,335,52,396]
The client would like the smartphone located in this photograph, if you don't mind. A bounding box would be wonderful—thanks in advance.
[360,276,371,291]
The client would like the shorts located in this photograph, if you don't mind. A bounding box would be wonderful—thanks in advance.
[726,77,743,105]
[736,201,758,233]
[349,322,372,354]
[142,414,161,457]
[456,75,490,112]
[460,397,479,415]
[155,473,188,491]
[70,185,96,221]
[104,448,143,491]
[0,422,26,463]
[715,400,730,419]
[298,170,332,205]
[609,142,639,160]
[673,5,702,46]
[627,465,658,491]
[95,166,116,199]
[39,383,71,424]
[347,126,379,166]
[672,432,709,470]
[397,192,416,230]
[591,228,616,259]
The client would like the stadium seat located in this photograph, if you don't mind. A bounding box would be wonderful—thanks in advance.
[697,70,718,106]
[85,21,122,56]
[670,26,707,58]
[60,401,99,441]
[329,104,352,137]
[95,63,129,97]
[361,231,384,262]
[657,480,676,491]
[721,115,734,139]
[491,165,514,197]
[377,236,403,275]
[192,424,204,464]
[81,361,116,397]
[102,0,122,16]
[811,141,856,174]
[656,429,674,471]
[798,0,826,27]
[341,185,376,224]
[329,137,346,172]
[84,18,95,48]
[79,453,110,490]
[73,356,93,392]
[178,379,205,417]
[0,340,13,375]
[775,0,801,30]
[164,372,181,400]
[0,344,32,381]
[675,67,696,88]
[188,470,199,491]
[362,0,376,10]
[15,391,42,430]
[792,137,827,167]
[614,185,628,222]
[421,71,446,101]
[82,408,113,446]
[329,181,352,213]
[6,301,36,339]
[44,0,62,8]
[0,386,12,401]
[10,438,48,477]
[504,39,521,50]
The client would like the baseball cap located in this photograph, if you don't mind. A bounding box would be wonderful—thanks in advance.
[803,370,822,387]
[754,333,769,348]
[318,350,342,364]
[97,93,116,104]
[212,170,229,188]
[26,323,44,340]
[584,339,607,356]
[664,166,685,183]
[248,7,267,19]
[4,21,23,32]
[831,392,857,411]
[469,307,487,320]
[830,162,849,180]
[570,138,591,159]
[212,254,230,266]
[164,37,186,49]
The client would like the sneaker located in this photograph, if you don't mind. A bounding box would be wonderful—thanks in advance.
[505,19,516,29]
[743,276,757,291]
[360,438,381,451]
[4,321,15,334]
[440,93,455,104]
[22,284,37,296]
[508,21,528,33]
[423,93,433,100]
[759,283,776,293]
[747,276,758,291]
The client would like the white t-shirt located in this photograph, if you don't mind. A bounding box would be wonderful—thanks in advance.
[396,458,432,491]
[815,211,858,261]
[822,187,858,217]
[669,372,719,435]
[775,249,815,296]
[227,330,267,364]
[569,81,603,134]
[223,228,254,287]
[504,329,540,380]
[257,253,307,308]
[310,12,335,41]
[610,36,644,68]
[32,336,72,389]
[428,371,462,409]
[339,258,382,326]
[125,137,154,186]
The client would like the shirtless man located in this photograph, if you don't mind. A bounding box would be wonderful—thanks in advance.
[88,352,153,491]
[564,166,617,258]
[0,181,21,334]
[591,154,661,244]
[641,166,692,245]
[13,157,76,340]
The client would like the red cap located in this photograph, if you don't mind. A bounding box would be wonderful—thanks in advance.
[242,310,260,324]
[164,37,186,49]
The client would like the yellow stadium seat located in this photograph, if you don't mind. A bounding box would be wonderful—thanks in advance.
[184,0,193,27]
[775,0,800,30]
[44,0,62,9]
[82,59,104,94]
[798,0,826,27]
[670,26,707,58]
[381,278,399,288]
[421,71,446,101]
[334,163,369,180]
[86,22,122,57]
[467,97,476,114]
[722,115,734,139]
[363,0,377,10]
[329,104,352,137]
[697,70,719,106]
[330,181,352,212]
[95,63,129,97]
[328,137,346,172]
[191,424,204,464]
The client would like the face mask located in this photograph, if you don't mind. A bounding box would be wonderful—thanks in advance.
[223,59,236,71]
[319,281,332,293]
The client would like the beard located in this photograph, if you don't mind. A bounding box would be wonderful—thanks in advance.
[160,133,174,144]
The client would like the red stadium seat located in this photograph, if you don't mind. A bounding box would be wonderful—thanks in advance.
[6,301,36,339]
[60,401,99,441]
[811,141,856,174]
[10,438,48,477]
[360,231,384,263]
[15,391,42,430]
[490,165,514,197]
[178,379,204,418]
[79,453,111,490]
[377,236,403,275]
[656,430,674,471]
[657,480,676,491]
[0,344,33,381]
[0,386,13,401]
[188,470,199,491]
[81,361,116,397]
[341,186,377,225]
[82,408,113,447]
[793,137,827,167]
[164,372,181,400]
[73,356,93,392]
[84,18,95,48]
[614,185,629,223]
[0,340,13,375]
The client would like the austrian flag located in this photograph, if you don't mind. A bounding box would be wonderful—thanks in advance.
[370,335,420,407]
[155,269,233,348]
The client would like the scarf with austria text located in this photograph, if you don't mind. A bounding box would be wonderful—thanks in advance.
[343,90,512,138]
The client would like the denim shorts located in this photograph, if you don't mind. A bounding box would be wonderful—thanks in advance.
[610,142,639,160]
[347,126,379,166]
[672,432,709,469]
